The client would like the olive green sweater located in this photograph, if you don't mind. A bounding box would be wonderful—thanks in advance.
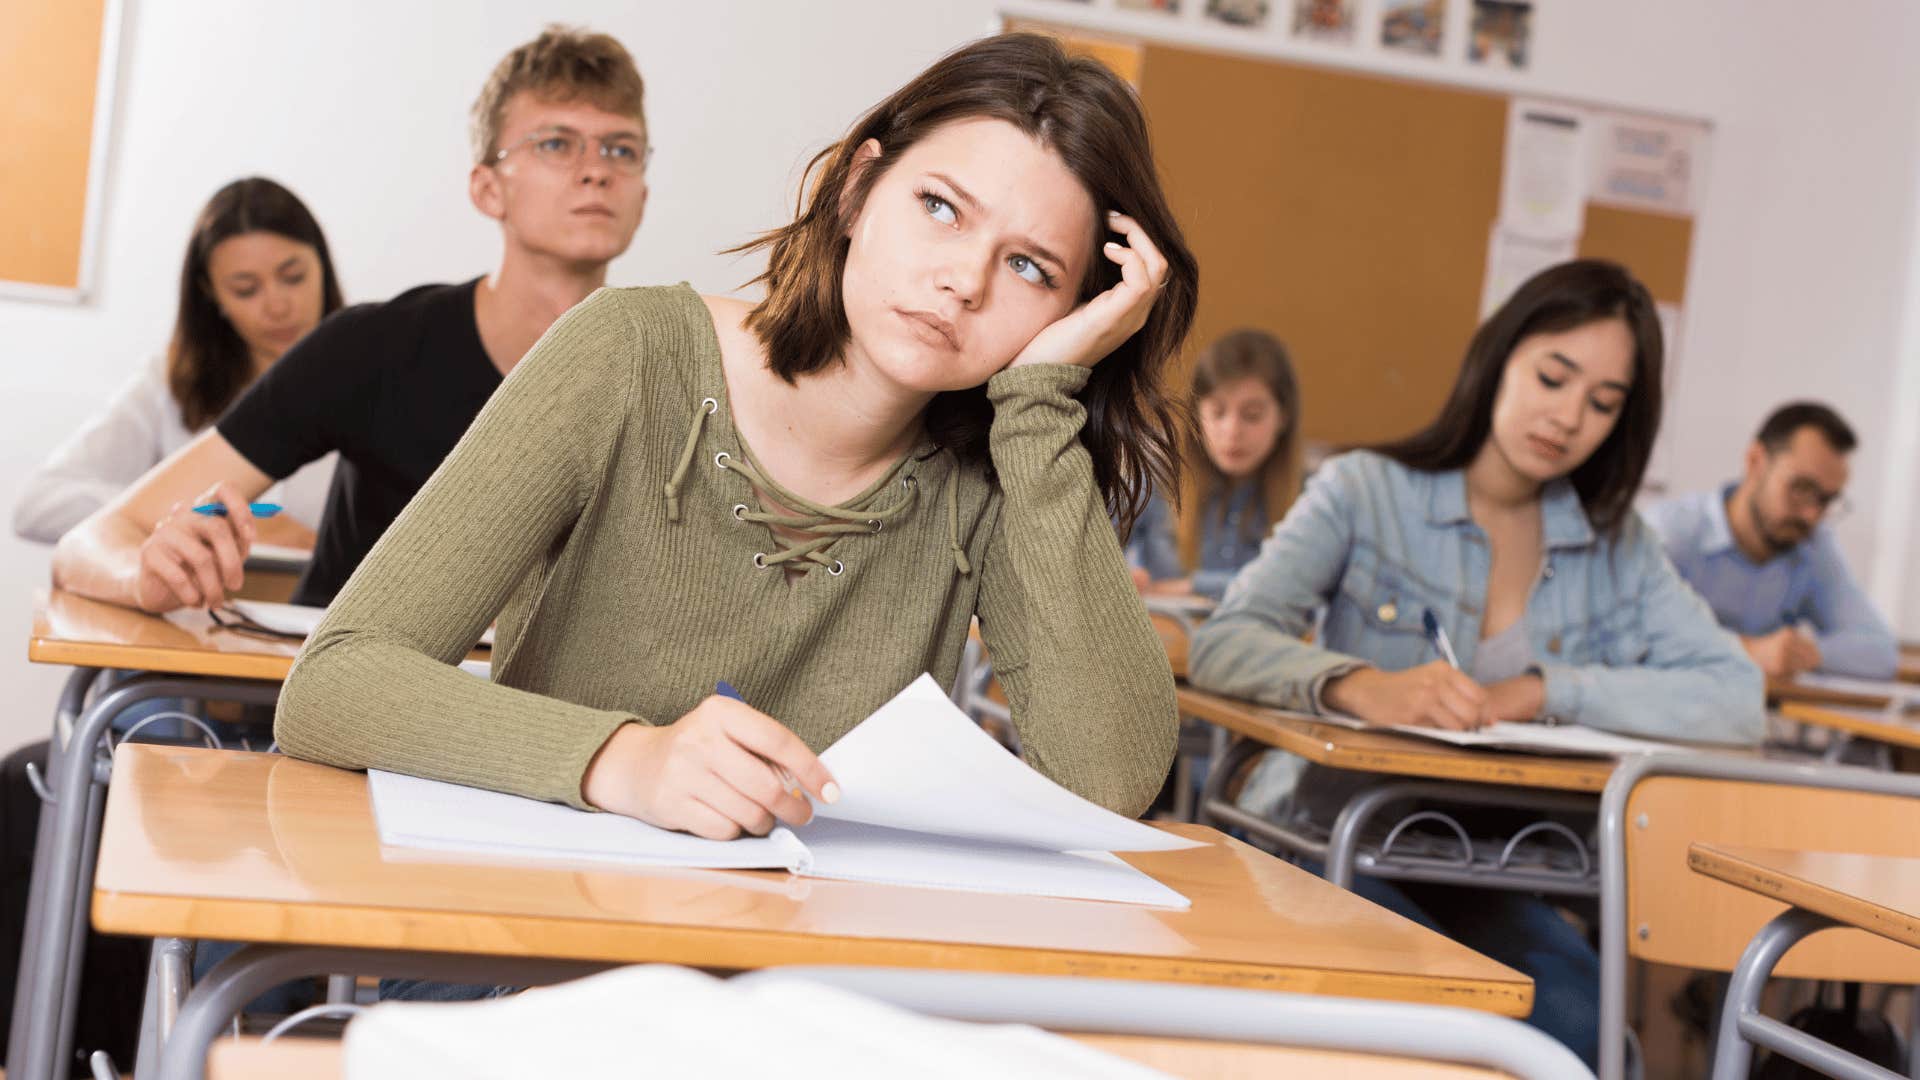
[276,284,1177,816]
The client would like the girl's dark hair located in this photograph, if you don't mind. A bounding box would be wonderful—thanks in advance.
[730,32,1198,534]
[168,177,343,430]
[1374,258,1662,535]
[1178,329,1300,569]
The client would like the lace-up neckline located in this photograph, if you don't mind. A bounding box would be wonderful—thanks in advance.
[661,394,971,577]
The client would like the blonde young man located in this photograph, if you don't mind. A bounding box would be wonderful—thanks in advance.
[53,26,651,611]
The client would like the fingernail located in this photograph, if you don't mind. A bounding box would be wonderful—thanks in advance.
[1105,241,1124,250]
[1107,209,1121,218]
[821,781,841,804]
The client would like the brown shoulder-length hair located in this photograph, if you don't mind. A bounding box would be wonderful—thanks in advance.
[168,177,344,430]
[730,32,1198,534]
[1374,258,1663,535]
[1177,329,1300,571]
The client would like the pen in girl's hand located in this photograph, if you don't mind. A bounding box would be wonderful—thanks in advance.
[191,501,281,518]
[715,681,808,803]
[1422,608,1462,670]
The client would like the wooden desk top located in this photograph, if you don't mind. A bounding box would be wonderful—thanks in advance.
[30,588,301,681]
[1688,842,1920,950]
[208,1033,1509,1079]
[1899,644,1919,685]
[1151,611,1189,678]
[1176,685,1615,793]
[95,745,1531,1016]
[1778,701,1920,751]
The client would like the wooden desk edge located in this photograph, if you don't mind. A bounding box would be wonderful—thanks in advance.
[1686,842,1920,951]
[91,890,1532,1017]
[1777,701,1920,751]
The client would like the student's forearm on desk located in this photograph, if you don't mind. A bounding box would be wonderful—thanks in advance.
[50,513,150,608]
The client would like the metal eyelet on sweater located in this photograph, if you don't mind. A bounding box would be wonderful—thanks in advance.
[701,397,718,415]
[828,560,845,576]
[868,519,882,533]
[900,475,917,490]
[752,552,769,569]
[714,451,731,469]
[732,503,749,521]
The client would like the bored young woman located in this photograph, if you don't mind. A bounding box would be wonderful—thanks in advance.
[275,33,1199,836]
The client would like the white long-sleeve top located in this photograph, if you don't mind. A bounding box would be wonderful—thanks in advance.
[13,355,337,543]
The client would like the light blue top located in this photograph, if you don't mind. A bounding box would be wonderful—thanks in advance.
[1640,485,1899,679]
[1188,450,1766,816]
[1125,482,1269,601]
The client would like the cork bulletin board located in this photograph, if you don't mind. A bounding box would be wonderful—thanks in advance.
[1009,16,1701,449]
[1,0,124,302]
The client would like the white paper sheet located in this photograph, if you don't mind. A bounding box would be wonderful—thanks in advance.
[343,965,1171,1080]
[814,675,1201,855]
[226,599,495,646]
[1386,721,1691,756]
[367,673,1198,906]
[1498,99,1589,239]
[1794,672,1920,708]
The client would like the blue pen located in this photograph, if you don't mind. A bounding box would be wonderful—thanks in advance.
[191,501,282,519]
[714,681,805,801]
[1422,608,1462,670]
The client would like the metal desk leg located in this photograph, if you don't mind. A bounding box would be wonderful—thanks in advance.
[154,946,612,1080]
[5,667,100,1080]
[20,674,282,1080]
[133,938,195,1078]
[1711,907,1900,1080]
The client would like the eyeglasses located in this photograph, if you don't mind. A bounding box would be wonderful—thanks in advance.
[1784,476,1850,520]
[493,125,652,176]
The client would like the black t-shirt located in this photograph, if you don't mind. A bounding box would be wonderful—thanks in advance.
[218,278,501,606]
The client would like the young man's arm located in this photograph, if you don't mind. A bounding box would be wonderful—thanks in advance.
[52,430,274,612]
[1803,530,1901,678]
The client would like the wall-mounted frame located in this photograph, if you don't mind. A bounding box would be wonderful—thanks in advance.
[0,0,126,304]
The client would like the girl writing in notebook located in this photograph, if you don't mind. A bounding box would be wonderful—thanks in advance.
[1187,259,1764,1066]
[1127,327,1300,600]
[277,35,1196,839]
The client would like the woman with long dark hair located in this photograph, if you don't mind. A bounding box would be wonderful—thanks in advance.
[1128,327,1299,599]
[14,177,342,542]
[275,33,1199,835]
[1189,259,1763,1066]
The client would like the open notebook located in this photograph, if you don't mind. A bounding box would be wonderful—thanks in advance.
[1313,710,1691,756]
[220,599,495,647]
[369,675,1202,908]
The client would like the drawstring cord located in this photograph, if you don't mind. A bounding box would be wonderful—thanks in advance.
[661,395,972,576]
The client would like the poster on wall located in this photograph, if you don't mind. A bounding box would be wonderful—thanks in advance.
[1588,111,1700,217]
[1498,100,1590,239]
[1467,0,1532,69]
[1290,0,1356,42]
[1380,0,1446,56]
[1206,0,1270,28]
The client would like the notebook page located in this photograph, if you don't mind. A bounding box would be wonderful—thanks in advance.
[1795,672,1919,708]
[1387,721,1690,756]
[368,769,800,871]
[815,675,1200,855]
[791,817,1190,908]
[228,599,496,646]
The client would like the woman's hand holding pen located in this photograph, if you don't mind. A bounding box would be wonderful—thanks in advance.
[582,694,839,841]
[1323,662,1491,731]
[1006,210,1167,371]
[135,482,257,612]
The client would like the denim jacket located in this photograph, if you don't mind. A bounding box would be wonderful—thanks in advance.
[1126,485,1269,601]
[1189,451,1766,815]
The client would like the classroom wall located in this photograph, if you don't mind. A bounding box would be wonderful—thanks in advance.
[0,0,1915,751]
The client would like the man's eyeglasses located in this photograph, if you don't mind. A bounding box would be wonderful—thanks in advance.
[493,126,652,176]
[1785,477,1850,520]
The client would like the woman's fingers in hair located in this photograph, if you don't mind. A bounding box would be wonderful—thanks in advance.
[1106,210,1169,289]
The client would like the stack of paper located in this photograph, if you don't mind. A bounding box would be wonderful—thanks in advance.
[370,675,1202,907]
[1312,710,1688,756]
[222,599,495,646]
